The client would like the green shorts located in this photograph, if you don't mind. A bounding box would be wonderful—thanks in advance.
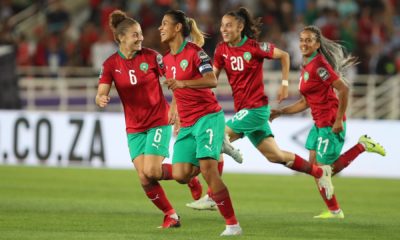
[305,123,346,165]
[226,105,274,146]
[172,111,225,166]
[127,125,172,161]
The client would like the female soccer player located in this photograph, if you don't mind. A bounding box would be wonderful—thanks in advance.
[187,7,335,212]
[159,9,242,236]
[270,25,386,218]
[95,10,202,229]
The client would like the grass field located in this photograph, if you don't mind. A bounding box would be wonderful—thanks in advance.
[1,165,400,240]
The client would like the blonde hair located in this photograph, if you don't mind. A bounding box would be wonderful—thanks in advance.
[165,10,206,47]
[303,25,358,82]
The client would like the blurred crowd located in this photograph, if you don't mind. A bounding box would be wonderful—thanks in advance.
[1,0,399,76]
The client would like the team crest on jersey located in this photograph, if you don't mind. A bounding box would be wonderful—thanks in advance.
[180,59,188,71]
[140,62,149,73]
[303,71,309,82]
[259,42,270,52]
[156,54,164,69]
[317,67,330,81]
[243,52,252,62]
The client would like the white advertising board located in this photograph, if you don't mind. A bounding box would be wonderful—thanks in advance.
[0,110,397,178]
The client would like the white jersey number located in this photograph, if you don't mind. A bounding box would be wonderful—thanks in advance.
[230,56,244,71]
[129,70,137,85]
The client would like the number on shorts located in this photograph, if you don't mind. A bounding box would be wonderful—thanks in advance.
[317,137,329,154]
[206,129,213,145]
[233,109,248,122]
[154,128,162,143]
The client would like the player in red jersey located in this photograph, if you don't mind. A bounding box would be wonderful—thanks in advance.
[270,25,386,218]
[95,10,203,229]
[159,9,242,236]
[188,8,336,210]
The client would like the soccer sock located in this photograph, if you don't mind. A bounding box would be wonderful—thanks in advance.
[160,163,173,180]
[142,182,175,216]
[207,161,224,196]
[211,187,238,225]
[332,144,365,175]
[317,181,340,211]
[290,154,323,178]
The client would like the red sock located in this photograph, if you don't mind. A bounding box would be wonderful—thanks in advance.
[291,154,323,178]
[317,182,340,211]
[332,144,365,175]
[207,161,224,196]
[211,188,237,225]
[142,182,174,215]
[161,163,173,180]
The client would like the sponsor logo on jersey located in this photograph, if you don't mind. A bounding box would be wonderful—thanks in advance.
[317,67,330,81]
[156,54,164,69]
[243,52,252,62]
[180,59,189,71]
[259,42,270,52]
[140,62,149,73]
[303,71,309,82]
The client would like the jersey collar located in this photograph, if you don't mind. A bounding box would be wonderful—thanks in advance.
[118,49,138,59]
[172,40,188,55]
[305,51,318,65]
[230,35,248,47]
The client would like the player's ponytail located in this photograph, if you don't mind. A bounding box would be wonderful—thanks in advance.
[165,10,206,47]
[226,7,262,40]
[109,10,138,44]
[303,25,358,82]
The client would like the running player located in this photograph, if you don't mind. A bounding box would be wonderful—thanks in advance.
[159,9,242,236]
[95,10,202,229]
[270,25,386,218]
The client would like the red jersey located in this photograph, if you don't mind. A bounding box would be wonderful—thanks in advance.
[99,48,169,133]
[213,36,275,112]
[299,53,345,128]
[163,41,221,127]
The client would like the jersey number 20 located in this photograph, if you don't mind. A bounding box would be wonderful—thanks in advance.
[230,56,244,71]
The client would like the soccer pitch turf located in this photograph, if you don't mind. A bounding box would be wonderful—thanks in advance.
[1,166,399,240]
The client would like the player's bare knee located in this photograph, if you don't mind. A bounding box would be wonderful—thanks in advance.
[173,172,191,184]
[143,167,162,181]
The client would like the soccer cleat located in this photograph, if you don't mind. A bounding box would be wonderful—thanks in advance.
[220,223,243,236]
[221,134,243,163]
[185,194,217,210]
[358,135,386,156]
[188,176,202,200]
[313,210,344,219]
[158,215,181,228]
[318,165,334,200]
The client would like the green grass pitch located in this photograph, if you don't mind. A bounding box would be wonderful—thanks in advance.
[1,165,399,240]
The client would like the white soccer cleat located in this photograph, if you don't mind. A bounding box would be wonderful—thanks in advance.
[185,194,217,210]
[318,165,334,200]
[220,223,243,236]
[221,134,243,164]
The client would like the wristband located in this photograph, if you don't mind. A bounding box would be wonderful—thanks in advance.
[282,80,289,86]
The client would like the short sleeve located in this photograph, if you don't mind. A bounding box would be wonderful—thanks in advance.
[99,60,113,85]
[213,44,225,69]
[255,42,275,59]
[316,61,339,86]
[194,49,213,75]
[155,52,165,76]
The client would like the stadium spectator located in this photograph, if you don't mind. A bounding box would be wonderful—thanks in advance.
[95,9,202,229]
[270,25,386,218]
[159,9,242,236]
